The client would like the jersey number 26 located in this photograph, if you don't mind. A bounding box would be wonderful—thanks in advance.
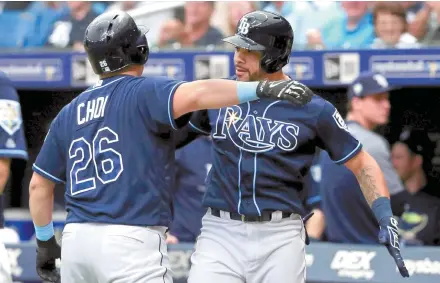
[69,127,123,196]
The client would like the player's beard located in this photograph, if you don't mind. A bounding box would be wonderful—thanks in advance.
[248,69,266,82]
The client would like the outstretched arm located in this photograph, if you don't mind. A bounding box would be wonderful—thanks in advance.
[344,149,409,278]
[344,149,389,206]
[172,79,313,119]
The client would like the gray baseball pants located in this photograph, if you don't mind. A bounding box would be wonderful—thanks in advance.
[188,208,307,283]
[61,223,172,283]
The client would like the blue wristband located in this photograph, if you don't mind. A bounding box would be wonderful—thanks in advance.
[236,81,259,103]
[371,197,393,223]
[34,221,54,241]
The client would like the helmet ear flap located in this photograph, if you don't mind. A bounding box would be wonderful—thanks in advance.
[260,52,286,73]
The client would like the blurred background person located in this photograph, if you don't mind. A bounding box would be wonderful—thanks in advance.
[407,1,440,45]
[19,1,69,48]
[211,1,258,38]
[157,1,223,49]
[167,136,212,244]
[372,2,420,49]
[302,150,326,241]
[317,72,407,244]
[307,1,374,50]
[262,1,293,17]
[105,1,141,13]
[288,1,343,50]
[391,128,440,246]
[47,1,98,51]
[0,71,28,282]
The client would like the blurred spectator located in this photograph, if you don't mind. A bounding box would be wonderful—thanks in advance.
[286,1,343,49]
[46,1,98,51]
[263,1,293,17]
[105,1,141,12]
[158,1,223,49]
[302,149,326,241]
[211,1,258,37]
[392,128,438,198]
[20,1,69,47]
[308,1,374,50]
[406,1,440,43]
[391,128,440,245]
[167,136,212,244]
[401,1,424,23]
[318,72,407,244]
[372,2,420,49]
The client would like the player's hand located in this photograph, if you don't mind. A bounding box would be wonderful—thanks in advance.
[256,79,313,106]
[166,232,179,245]
[378,217,409,278]
[36,236,61,282]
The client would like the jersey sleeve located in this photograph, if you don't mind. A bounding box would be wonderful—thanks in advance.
[137,76,190,131]
[0,79,28,160]
[32,115,66,184]
[316,101,362,164]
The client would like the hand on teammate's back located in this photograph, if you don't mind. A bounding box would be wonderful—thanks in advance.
[378,217,410,278]
[36,236,61,282]
[256,79,314,106]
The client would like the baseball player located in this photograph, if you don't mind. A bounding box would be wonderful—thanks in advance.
[183,11,409,283]
[167,135,212,244]
[0,71,28,283]
[28,11,313,283]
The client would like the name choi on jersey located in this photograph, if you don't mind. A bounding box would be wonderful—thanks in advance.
[77,96,108,125]
[213,105,299,153]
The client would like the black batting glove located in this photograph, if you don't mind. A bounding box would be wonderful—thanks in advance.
[378,217,409,278]
[36,235,61,282]
[256,79,314,106]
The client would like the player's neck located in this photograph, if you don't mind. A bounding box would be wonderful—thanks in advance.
[405,170,427,194]
[262,72,289,81]
[100,69,141,80]
[346,112,376,130]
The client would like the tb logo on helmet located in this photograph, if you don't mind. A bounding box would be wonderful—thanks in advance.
[237,18,250,35]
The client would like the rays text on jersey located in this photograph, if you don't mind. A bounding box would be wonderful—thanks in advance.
[213,105,299,153]
[77,96,109,125]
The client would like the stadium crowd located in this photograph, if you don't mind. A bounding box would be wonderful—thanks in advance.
[1,1,440,50]
[0,1,439,251]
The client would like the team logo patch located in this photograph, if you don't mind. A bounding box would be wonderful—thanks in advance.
[332,109,348,131]
[0,99,22,136]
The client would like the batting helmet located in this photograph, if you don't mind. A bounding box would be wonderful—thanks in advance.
[223,11,294,73]
[84,11,149,75]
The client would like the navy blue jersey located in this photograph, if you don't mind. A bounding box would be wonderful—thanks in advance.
[303,149,322,212]
[169,136,212,242]
[189,85,362,216]
[0,72,28,228]
[33,75,190,227]
[318,150,379,244]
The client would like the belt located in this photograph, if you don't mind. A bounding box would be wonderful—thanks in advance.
[209,208,294,222]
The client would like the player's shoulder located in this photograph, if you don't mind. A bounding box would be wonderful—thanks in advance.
[292,92,332,116]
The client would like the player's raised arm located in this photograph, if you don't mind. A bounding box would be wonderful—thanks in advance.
[172,79,313,119]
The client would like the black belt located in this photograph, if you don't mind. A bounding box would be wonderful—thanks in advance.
[210,208,292,222]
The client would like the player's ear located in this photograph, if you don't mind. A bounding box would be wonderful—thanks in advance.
[350,97,362,112]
